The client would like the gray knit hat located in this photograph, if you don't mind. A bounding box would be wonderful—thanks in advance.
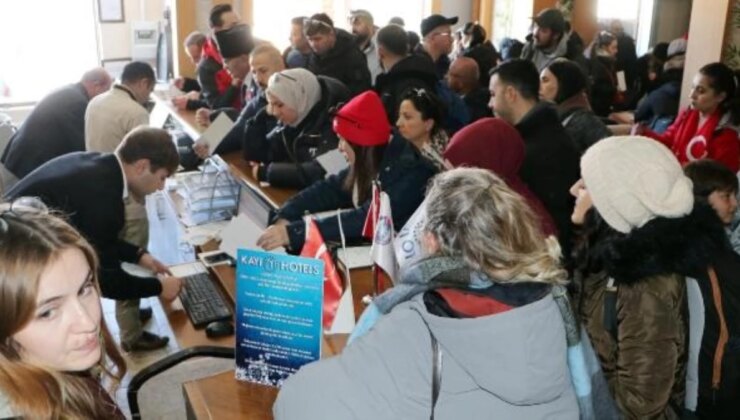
[580,136,694,233]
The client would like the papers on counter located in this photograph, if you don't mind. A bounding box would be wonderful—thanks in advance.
[197,113,234,154]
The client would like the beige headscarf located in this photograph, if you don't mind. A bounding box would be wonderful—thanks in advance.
[265,68,322,127]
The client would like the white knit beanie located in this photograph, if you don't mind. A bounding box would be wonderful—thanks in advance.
[580,136,694,233]
[265,68,322,127]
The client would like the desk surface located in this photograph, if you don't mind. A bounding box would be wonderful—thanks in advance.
[157,102,378,420]
[183,334,347,420]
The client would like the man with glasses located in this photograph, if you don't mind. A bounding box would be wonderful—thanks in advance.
[304,13,371,97]
[420,14,458,80]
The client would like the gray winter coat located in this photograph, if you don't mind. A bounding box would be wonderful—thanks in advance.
[273,293,579,419]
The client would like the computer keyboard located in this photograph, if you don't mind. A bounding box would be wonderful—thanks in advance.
[179,272,232,328]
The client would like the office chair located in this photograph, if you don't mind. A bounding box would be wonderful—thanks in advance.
[127,345,235,419]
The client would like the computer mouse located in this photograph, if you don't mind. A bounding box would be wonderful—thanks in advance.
[205,320,234,338]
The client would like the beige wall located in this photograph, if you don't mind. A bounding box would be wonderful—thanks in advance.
[680,0,732,108]
[651,0,692,45]
[96,0,166,60]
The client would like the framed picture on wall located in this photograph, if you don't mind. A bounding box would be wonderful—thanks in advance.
[98,0,124,23]
[101,58,131,81]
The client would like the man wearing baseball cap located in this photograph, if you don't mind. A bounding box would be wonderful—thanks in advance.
[520,8,585,71]
[420,14,458,79]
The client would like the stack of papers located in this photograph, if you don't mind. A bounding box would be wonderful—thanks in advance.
[176,168,239,226]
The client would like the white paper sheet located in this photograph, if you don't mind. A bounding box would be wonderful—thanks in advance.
[617,71,627,92]
[337,246,373,269]
[197,113,234,154]
[149,101,171,128]
[219,213,285,257]
[316,149,349,177]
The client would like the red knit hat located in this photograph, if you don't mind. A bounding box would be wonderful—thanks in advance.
[332,90,391,147]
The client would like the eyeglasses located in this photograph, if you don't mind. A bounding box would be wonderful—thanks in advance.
[0,197,49,233]
[303,18,333,35]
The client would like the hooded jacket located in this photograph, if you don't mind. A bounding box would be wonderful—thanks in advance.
[521,32,587,72]
[273,257,579,419]
[515,103,580,258]
[374,54,438,124]
[242,76,350,189]
[572,204,728,419]
[307,29,372,97]
[555,93,610,154]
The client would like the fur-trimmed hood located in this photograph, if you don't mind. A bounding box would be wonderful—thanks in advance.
[593,202,728,284]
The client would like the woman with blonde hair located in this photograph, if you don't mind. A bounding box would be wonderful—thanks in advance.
[273,168,578,419]
[0,200,126,419]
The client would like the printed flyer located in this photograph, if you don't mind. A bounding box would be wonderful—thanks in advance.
[234,249,324,387]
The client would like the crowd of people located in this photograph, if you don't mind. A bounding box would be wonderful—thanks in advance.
[1,4,739,419]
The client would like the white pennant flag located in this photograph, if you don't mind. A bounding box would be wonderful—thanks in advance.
[371,191,398,284]
[393,197,428,271]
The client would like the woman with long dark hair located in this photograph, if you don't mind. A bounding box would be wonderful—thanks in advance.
[0,203,126,419]
[257,90,436,252]
[638,62,740,171]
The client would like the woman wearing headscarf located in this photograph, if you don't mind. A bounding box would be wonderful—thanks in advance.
[242,68,351,188]
[539,59,610,154]
[444,117,557,236]
[256,90,435,253]
[273,168,578,419]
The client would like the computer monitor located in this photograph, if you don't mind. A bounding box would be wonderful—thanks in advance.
[237,179,273,229]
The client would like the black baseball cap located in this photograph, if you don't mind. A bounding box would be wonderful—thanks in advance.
[421,14,458,37]
[532,8,566,34]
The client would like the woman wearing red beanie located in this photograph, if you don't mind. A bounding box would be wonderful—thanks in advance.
[257,90,437,252]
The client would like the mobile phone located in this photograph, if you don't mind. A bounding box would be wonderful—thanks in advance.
[199,251,234,267]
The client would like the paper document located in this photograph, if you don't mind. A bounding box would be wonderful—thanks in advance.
[337,246,373,269]
[149,102,171,129]
[197,113,234,154]
[169,261,208,277]
[616,71,627,92]
[121,262,155,278]
[316,149,349,177]
[219,213,285,257]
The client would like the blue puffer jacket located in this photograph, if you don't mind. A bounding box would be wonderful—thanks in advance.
[275,133,437,251]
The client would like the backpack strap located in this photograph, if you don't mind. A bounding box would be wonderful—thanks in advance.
[410,306,443,420]
[707,266,729,393]
[604,277,618,342]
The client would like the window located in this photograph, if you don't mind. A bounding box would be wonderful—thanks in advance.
[492,0,534,49]
[0,1,99,104]
[251,0,431,52]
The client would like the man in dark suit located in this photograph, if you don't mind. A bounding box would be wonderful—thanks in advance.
[5,126,183,352]
[0,68,112,190]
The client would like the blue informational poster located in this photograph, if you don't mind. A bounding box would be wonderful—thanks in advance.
[234,249,324,387]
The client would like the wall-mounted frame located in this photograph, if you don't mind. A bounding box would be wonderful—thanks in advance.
[101,58,131,80]
[98,0,125,23]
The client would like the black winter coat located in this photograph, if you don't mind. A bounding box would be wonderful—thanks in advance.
[1,83,90,178]
[558,107,610,154]
[276,133,437,251]
[4,153,162,300]
[307,29,371,97]
[515,103,580,257]
[374,54,438,124]
[242,76,351,189]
